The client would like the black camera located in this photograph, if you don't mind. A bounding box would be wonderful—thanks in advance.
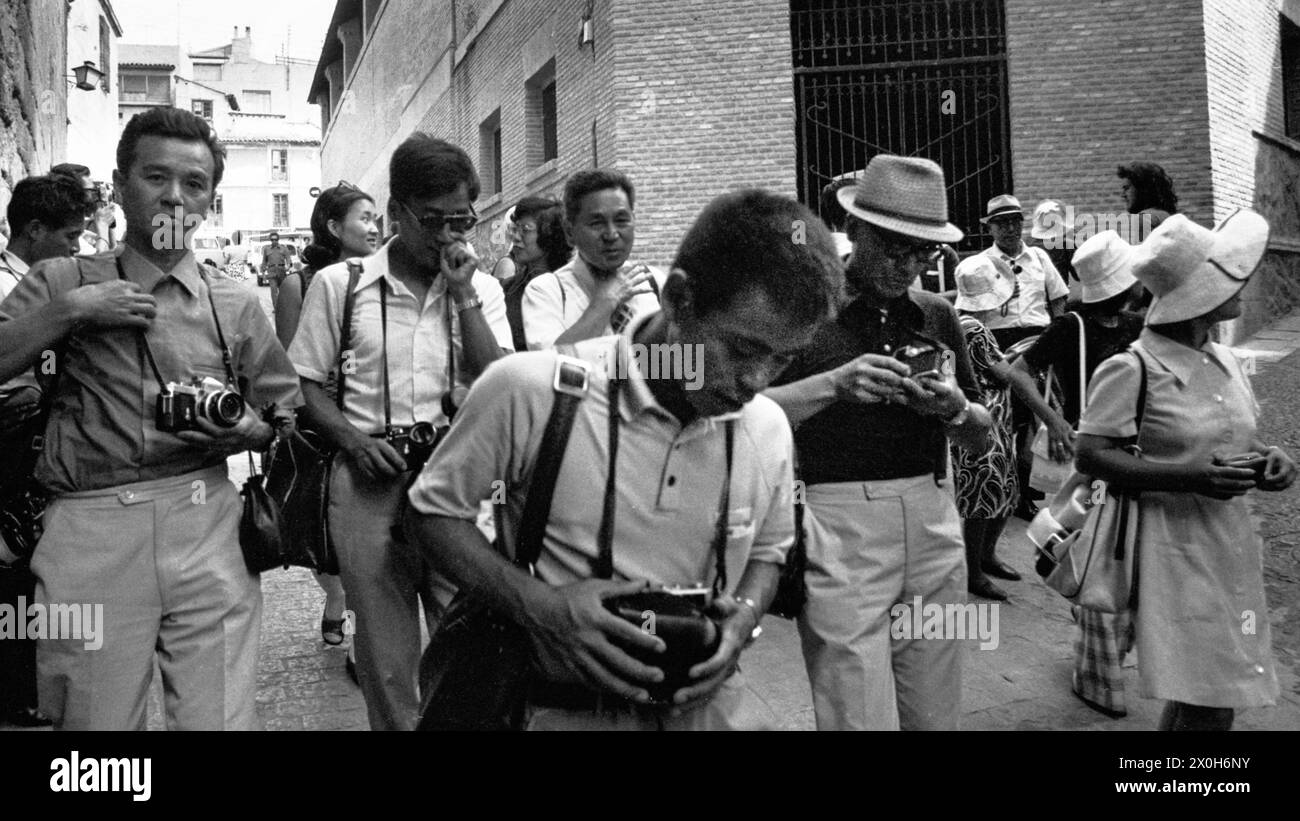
[386,421,447,472]
[894,343,942,379]
[156,377,246,433]
[604,585,721,704]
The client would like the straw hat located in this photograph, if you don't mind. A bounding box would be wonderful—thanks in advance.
[1131,210,1270,325]
[836,155,963,244]
[1071,230,1137,304]
[979,194,1025,224]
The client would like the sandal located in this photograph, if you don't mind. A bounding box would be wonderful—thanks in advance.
[321,616,345,646]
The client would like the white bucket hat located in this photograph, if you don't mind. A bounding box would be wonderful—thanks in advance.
[1131,210,1270,325]
[1072,230,1137,304]
[954,254,1015,312]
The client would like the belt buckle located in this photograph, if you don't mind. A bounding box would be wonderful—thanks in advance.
[553,355,590,398]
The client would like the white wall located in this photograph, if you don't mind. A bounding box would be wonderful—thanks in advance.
[66,0,118,179]
[218,143,318,235]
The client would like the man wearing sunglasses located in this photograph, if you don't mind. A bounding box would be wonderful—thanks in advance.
[289,133,513,730]
[766,154,991,731]
[957,195,1069,518]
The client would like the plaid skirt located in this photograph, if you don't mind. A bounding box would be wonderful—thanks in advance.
[1072,608,1134,716]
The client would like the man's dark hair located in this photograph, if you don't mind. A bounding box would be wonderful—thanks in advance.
[512,196,572,271]
[1116,161,1178,214]
[116,107,226,189]
[668,188,843,327]
[7,174,93,234]
[50,163,91,182]
[562,168,635,224]
[389,133,480,205]
[818,178,856,232]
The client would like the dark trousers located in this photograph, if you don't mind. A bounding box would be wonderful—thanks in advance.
[0,564,39,714]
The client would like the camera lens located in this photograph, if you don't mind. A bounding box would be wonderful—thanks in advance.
[408,422,438,446]
[205,391,246,427]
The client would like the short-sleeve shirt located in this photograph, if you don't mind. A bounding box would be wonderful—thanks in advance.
[288,239,513,433]
[0,245,303,494]
[1021,310,1144,424]
[407,321,797,590]
[262,244,293,273]
[962,244,1068,331]
[521,255,665,350]
[772,291,981,484]
[0,249,29,300]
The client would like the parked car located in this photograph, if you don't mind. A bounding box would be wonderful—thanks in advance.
[193,235,229,269]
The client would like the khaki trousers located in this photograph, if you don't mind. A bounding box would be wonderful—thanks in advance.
[798,476,966,731]
[32,465,261,730]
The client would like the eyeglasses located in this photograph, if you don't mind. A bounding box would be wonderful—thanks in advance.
[398,200,478,234]
[337,179,359,192]
[873,226,940,262]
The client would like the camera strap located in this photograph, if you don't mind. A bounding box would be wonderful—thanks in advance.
[115,257,236,392]
[596,377,735,595]
[376,275,459,430]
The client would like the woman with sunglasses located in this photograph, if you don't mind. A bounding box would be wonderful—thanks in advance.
[500,196,572,351]
[274,183,380,654]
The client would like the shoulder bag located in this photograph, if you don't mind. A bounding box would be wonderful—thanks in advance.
[1031,347,1149,613]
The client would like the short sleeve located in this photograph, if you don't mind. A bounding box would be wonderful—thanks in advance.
[745,414,796,567]
[1077,351,1142,438]
[471,271,515,352]
[235,293,303,412]
[1038,249,1069,300]
[522,273,567,350]
[287,264,345,384]
[964,321,1004,374]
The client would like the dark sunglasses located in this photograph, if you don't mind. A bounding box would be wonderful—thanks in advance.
[399,200,478,233]
[870,224,940,261]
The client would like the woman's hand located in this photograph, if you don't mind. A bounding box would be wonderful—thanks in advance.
[1047,419,1076,463]
[1259,446,1298,491]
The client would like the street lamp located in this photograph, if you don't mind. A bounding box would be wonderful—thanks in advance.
[71,61,104,91]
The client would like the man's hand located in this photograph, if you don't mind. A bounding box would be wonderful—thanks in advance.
[831,353,911,404]
[595,263,656,308]
[174,404,272,454]
[524,578,666,702]
[441,241,480,291]
[671,594,759,714]
[59,280,156,330]
[342,433,407,482]
[897,372,967,419]
[1259,446,1297,491]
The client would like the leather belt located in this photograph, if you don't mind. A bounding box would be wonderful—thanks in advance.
[528,680,671,715]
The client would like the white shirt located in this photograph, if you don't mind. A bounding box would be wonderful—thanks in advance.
[961,243,1068,330]
[0,249,29,301]
[521,255,666,350]
[288,239,514,433]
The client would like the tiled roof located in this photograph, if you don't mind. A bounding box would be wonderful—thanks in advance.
[221,113,320,145]
[118,43,178,68]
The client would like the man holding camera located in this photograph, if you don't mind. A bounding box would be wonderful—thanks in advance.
[288,134,512,731]
[0,107,302,730]
[405,189,843,730]
[765,155,991,731]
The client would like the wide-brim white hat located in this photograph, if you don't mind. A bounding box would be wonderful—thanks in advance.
[1030,199,1074,240]
[1072,230,1137,304]
[954,254,1015,312]
[1131,210,1270,325]
[836,155,964,244]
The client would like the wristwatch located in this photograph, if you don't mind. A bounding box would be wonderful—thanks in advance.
[454,295,483,313]
[942,396,971,427]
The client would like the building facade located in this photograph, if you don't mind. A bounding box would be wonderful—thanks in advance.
[312,0,1300,343]
[66,0,123,182]
[118,28,321,239]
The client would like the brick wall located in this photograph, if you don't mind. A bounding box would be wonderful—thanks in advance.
[1005,0,1213,228]
[613,0,794,267]
[0,0,68,216]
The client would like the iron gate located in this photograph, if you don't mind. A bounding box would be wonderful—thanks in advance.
[792,0,1012,252]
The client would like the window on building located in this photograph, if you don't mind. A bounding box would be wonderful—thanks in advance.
[193,63,222,82]
[270,148,288,182]
[243,89,272,114]
[119,72,171,104]
[478,110,503,196]
[1284,15,1300,140]
[525,59,558,169]
[211,195,223,229]
[272,193,289,227]
[191,99,213,122]
[98,17,111,90]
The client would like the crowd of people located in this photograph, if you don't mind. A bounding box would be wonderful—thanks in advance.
[0,104,1294,732]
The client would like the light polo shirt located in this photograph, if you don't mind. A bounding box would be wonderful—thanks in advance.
[407,322,797,591]
[0,248,28,300]
[289,238,513,433]
[0,245,303,494]
[521,255,665,350]
[963,243,1068,331]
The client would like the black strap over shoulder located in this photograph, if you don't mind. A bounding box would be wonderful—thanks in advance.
[336,259,364,412]
[512,343,591,569]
